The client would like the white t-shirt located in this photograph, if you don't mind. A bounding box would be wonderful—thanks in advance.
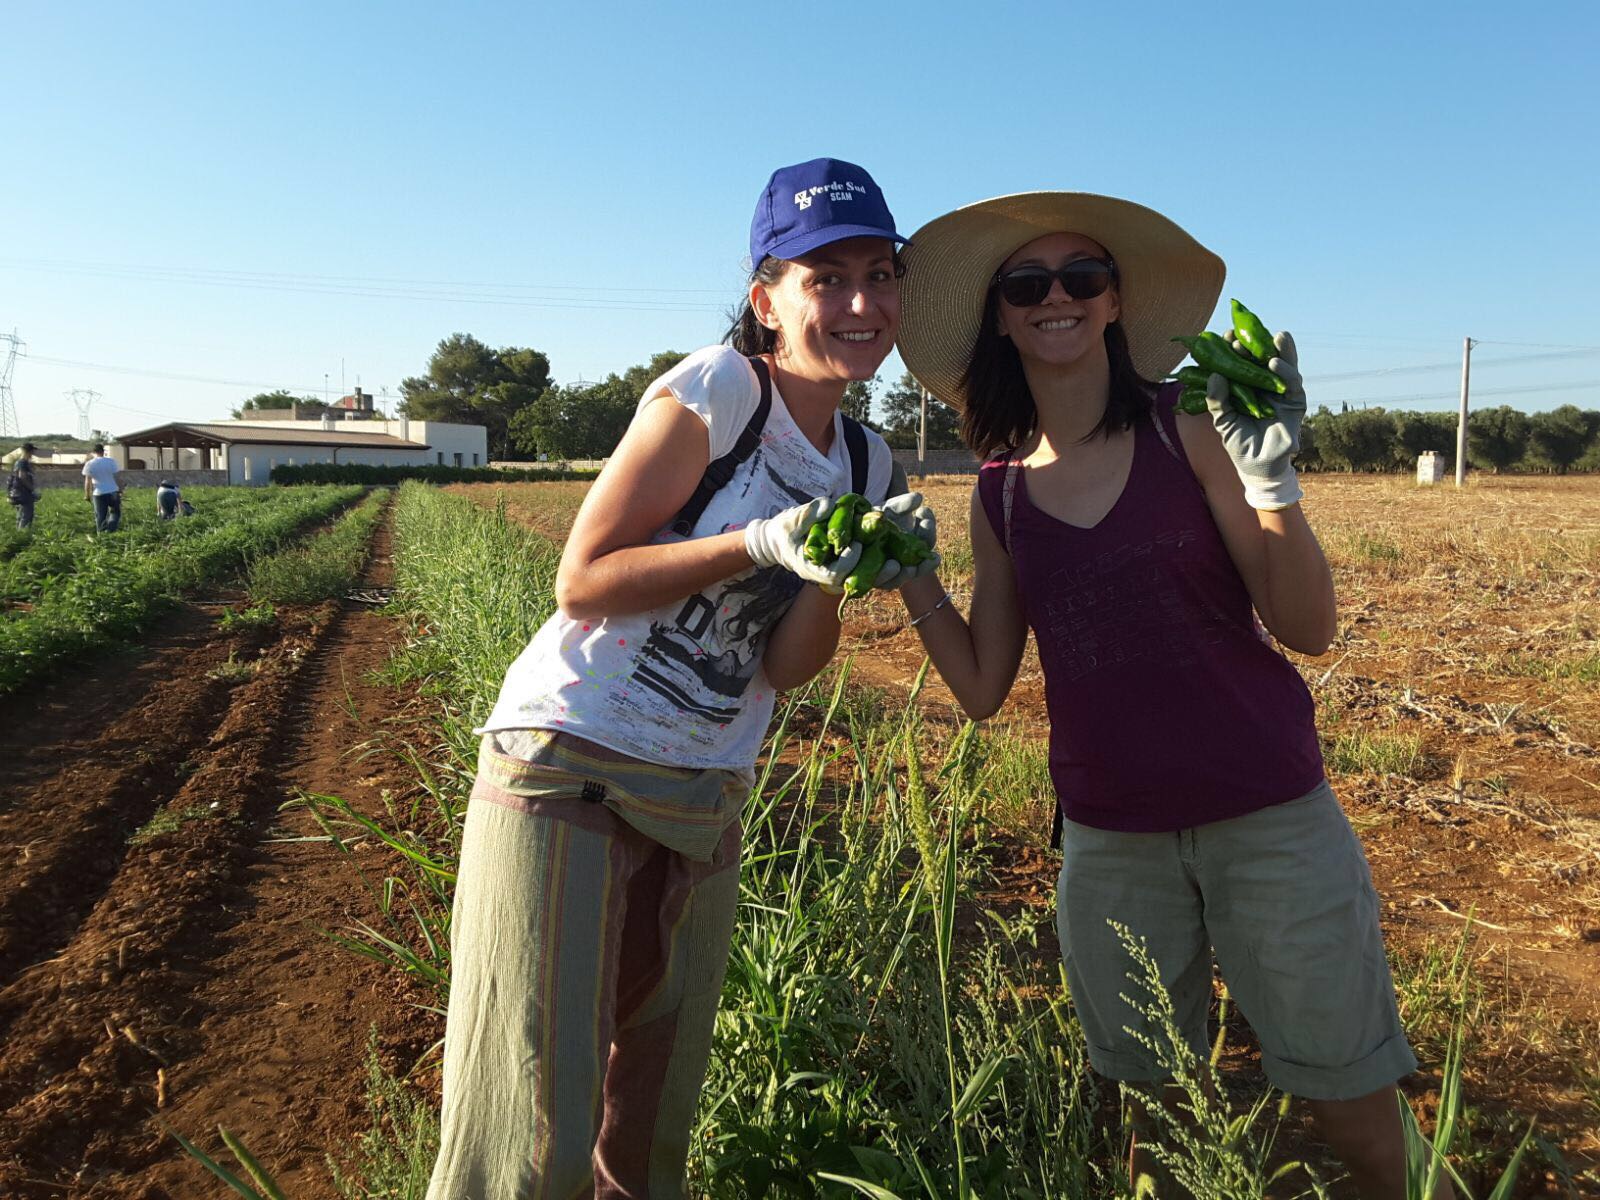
[82,456,121,495]
[480,345,896,774]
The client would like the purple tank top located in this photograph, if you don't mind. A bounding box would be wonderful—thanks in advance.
[978,386,1324,832]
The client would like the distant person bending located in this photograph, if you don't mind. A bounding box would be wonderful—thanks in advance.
[156,478,182,520]
[8,442,38,531]
[81,444,123,533]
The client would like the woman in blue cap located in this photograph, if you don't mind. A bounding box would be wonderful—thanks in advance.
[426,158,936,1200]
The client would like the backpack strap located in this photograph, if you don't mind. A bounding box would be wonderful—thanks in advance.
[840,414,869,498]
[669,356,773,538]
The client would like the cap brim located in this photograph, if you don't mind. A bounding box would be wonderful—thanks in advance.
[896,192,1225,412]
[765,223,909,263]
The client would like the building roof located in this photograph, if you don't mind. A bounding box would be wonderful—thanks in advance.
[114,422,430,451]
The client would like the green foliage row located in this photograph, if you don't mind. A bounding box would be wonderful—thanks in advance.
[2,487,275,604]
[1298,404,1600,474]
[268,462,599,486]
[246,490,389,605]
[0,485,363,695]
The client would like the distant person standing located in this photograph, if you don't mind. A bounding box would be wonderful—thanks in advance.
[82,444,123,532]
[7,442,38,531]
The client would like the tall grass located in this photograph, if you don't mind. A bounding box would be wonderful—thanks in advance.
[290,481,1528,1199]
[247,489,389,604]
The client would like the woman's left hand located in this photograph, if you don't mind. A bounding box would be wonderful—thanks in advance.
[1205,330,1307,511]
[871,492,941,590]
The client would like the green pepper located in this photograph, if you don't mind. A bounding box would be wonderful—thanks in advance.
[1174,366,1212,390]
[856,509,890,545]
[1228,380,1275,421]
[1175,385,1209,415]
[885,528,931,566]
[804,521,831,564]
[1172,333,1288,396]
[827,493,868,556]
[1230,299,1277,364]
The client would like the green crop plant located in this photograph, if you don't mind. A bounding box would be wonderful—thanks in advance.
[0,484,363,694]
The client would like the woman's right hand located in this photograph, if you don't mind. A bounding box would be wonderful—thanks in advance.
[744,497,863,591]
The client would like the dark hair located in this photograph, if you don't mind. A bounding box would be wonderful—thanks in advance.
[723,256,790,356]
[959,284,1156,460]
[93,443,105,454]
[723,247,908,357]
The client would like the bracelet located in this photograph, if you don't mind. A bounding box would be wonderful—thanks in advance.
[909,591,953,628]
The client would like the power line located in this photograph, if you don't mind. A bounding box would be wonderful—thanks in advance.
[0,257,731,314]
[1309,346,1600,384]
[0,255,731,295]
[1324,379,1599,408]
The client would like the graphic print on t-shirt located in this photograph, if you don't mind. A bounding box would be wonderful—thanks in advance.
[629,563,803,722]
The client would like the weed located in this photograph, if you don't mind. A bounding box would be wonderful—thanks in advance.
[1323,729,1425,776]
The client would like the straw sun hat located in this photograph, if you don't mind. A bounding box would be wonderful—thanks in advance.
[896,192,1226,411]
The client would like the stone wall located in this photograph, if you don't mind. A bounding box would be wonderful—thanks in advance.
[893,449,981,476]
[30,467,229,490]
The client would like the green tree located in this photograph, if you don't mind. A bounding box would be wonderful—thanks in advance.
[1316,408,1396,472]
[509,351,691,460]
[879,371,961,451]
[1525,405,1600,474]
[1466,406,1530,473]
[1391,411,1457,471]
[233,389,315,418]
[841,378,878,428]
[399,334,552,459]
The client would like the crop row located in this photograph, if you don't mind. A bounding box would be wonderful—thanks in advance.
[2,487,281,605]
[0,484,365,695]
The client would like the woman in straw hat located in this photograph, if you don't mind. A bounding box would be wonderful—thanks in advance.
[425,158,935,1200]
[893,194,1444,1198]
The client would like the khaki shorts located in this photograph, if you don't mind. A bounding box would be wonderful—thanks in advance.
[1056,780,1418,1101]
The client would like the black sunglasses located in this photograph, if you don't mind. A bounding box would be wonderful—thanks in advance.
[993,257,1116,307]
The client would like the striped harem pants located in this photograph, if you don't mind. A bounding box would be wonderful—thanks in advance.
[425,734,743,1200]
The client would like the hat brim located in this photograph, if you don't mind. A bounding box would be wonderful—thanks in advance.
[896,192,1225,412]
[765,223,909,263]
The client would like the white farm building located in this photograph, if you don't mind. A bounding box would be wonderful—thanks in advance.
[112,415,489,487]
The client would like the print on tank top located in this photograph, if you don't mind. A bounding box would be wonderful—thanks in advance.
[1037,525,1237,682]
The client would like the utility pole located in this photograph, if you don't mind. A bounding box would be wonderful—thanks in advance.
[66,388,101,441]
[0,329,23,440]
[918,386,930,475]
[1455,336,1476,487]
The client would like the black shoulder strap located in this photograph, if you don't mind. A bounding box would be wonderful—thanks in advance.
[840,414,869,498]
[669,356,773,538]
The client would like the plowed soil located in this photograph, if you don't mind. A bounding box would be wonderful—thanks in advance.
[0,518,435,1198]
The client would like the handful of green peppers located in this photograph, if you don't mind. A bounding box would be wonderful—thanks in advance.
[1169,299,1287,419]
[803,492,934,614]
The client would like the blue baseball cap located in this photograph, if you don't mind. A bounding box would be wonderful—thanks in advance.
[749,157,908,267]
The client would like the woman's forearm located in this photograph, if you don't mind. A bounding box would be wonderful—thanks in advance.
[900,574,1020,720]
[1255,506,1336,655]
[555,531,754,619]
[762,586,844,691]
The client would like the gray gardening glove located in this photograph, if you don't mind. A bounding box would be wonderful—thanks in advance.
[1206,330,1307,511]
[871,491,941,590]
[744,496,862,592]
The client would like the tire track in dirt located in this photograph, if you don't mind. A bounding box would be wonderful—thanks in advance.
[0,513,435,1198]
[0,614,275,996]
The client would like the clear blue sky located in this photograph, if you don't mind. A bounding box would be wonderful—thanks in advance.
[5,1,1597,437]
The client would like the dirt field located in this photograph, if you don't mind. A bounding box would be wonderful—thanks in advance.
[0,522,435,1198]
[1,474,1595,1196]
[449,474,1600,1188]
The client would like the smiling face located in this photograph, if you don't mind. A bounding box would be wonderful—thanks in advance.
[752,236,900,384]
[994,232,1120,372]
